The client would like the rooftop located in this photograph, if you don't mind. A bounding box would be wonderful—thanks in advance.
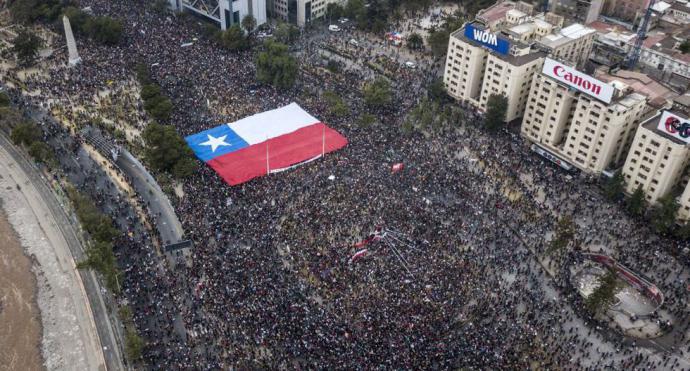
[560,23,596,39]
[641,111,689,146]
[595,68,677,109]
[451,26,547,66]
[477,1,516,25]
[537,23,595,49]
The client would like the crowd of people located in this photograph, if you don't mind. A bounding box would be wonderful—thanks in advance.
[4,0,690,369]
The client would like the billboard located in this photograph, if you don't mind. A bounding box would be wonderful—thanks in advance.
[657,111,690,144]
[542,58,614,104]
[464,24,510,55]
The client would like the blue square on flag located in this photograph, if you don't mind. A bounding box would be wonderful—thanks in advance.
[185,125,249,162]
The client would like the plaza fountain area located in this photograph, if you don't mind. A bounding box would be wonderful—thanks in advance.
[571,254,671,339]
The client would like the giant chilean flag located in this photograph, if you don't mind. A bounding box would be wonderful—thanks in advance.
[185,103,348,186]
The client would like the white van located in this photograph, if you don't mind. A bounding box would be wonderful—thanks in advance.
[329,25,341,32]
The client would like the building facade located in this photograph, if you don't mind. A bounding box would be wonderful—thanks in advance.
[549,0,604,24]
[272,0,344,26]
[521,58,648,174]
[172,0,267,30]
[443,26,545,122]
[443,9,595,122]
[622,113,690,205]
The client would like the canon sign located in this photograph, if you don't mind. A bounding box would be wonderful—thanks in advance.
[542,58,614,104]
[656,111,690,144]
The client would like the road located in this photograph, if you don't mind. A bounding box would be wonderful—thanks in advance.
[0,133,125,371]
[117,149,183,246]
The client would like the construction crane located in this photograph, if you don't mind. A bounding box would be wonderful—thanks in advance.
[622,0,657,69]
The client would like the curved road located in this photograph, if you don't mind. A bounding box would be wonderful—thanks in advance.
[0,133,124,371]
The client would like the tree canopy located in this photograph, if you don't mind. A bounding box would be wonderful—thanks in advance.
[256,41,298,90]
[142,122,197,179]
[484,94,508,132]
[362,78,393,109]
[12,29,43,66]
[651,193,680,234]
[603,172,625,202]
[241,14,257,33]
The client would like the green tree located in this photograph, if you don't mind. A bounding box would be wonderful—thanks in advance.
[144,95,173,122]
[322,90,349,117]
[241,14,257,33]
[546,215,577,256]
[326,59,340,74]
[358,113,377,127]
[426,12,464,57]
[680,40,690,54]
[274,22,300,44]
[326,2,344,21]
[603,172,625,201]
[142,123,195,179]
[84,16,123,45]
[172,156,197,179]
[626,186,646,216]
[11,121,40,146]
[345,0,366,19]
[0,108,22,132]
[484,94,508,132]
[135,63,152,84]
[63,6,89,33]
[0,92,11,107]
[256,41,298,90]
[219,25,248,50]
[125,327,145,361]
[12,29,43,66]
[140,84,162,101]
[651,193,679,234]
[674,222,690,239]
[362,78,392,109]
[585,269,621,313]
[28,141,53,163]
[407,32,424,50]
[427,78,448,103]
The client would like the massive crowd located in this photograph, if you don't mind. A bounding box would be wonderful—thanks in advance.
[4,0,690,369]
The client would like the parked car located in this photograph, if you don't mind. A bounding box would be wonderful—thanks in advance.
[405,61,417,69]
[328,25,341,32]
[349,38,359,46]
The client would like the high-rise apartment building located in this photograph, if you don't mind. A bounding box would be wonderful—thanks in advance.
[443,1,595,122]
[272,0,345,26]
[521,58,648,174]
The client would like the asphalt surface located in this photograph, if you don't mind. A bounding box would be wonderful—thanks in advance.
[117,149,184,246]
[0,132,125,371]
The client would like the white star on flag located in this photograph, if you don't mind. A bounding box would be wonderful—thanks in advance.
[200,134,230,152]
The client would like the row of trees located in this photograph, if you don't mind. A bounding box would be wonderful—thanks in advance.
[11,1,123,46]
[9,0,72,24]
[67,186,121,292]
[135,64,174,122]
[2,94,55,164]
[603,172,690,237]
[63,6,123,46]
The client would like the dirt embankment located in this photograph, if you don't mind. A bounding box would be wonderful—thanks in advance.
[0,206,44,371]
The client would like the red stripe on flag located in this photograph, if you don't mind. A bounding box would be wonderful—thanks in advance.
[207,123,348,185]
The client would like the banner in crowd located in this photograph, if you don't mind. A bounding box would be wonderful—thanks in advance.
[185,103,348,185]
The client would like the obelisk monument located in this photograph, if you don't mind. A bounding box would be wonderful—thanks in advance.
[63,15,81,66]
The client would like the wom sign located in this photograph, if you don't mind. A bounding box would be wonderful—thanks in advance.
[464,24,510,55]
[657,111,690,144]
[542,58,614,104]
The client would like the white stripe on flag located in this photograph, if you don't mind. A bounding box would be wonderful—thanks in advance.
[227,103,320,145]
